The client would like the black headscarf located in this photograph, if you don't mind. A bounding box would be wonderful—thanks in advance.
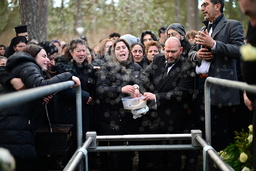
[5,36,27,58]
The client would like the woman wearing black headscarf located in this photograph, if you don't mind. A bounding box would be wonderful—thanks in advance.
[4,36,27,58]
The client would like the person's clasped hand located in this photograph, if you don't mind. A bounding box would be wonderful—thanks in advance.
[121,85,142,98]
[143,92,156,101]
[43,95,53,105]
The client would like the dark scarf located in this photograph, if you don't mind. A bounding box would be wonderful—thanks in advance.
[202,14,224,31]
[246,22,256,46]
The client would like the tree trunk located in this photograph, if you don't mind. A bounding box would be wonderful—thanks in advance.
[174,0,180,22]
[38,0,48,41]
[186,0,199,31]
[74,0,83,35]
[129,0,134,34]
[60,0,67,34]
[19,0,48,42]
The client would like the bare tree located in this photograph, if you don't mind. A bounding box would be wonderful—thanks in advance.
[19,0,48,42]
[174,0,180,22]
[38,0,48,41]
[187,0,199,31]
[74,0,83,35]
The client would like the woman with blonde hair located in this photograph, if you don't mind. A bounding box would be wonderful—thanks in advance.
[145,40,162,64]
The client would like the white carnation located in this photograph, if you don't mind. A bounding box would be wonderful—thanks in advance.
[248,125,253,133]
[239,152,248,163]
[248,134,253,144]
[242,166,251,171]
[0,147,16,171]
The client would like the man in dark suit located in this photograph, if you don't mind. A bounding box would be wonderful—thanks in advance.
[188,0,244,152]
[238,0,256,169]
[138,37,195,171]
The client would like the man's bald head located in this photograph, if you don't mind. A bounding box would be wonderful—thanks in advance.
[165,37,181,48]
[164,37,183,64]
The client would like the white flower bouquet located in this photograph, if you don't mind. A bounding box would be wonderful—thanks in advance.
[219,125,253,171]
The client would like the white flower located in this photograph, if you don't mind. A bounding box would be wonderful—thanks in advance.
[247,134,253,144]
[242,166,251,171]
[0,147,16,171]
[240,44,256,61]
[248,125,253,133]
[239,152,248,163]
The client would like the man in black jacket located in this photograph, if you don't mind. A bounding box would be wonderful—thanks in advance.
[138,37,195,170]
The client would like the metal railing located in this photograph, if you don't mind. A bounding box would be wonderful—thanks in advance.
[64,130,233,171]
[2,77,255,171]
[204,77,256,144]
[0,81,84,149]
[64,77,256,171]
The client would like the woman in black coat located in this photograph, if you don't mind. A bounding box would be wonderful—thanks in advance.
[96,39,146,171]
[53,39,96,141]
[0,44,80,171]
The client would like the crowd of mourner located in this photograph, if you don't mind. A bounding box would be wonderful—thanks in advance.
[1,0,256,170]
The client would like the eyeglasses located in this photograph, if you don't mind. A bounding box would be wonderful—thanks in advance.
[201,2,210,8]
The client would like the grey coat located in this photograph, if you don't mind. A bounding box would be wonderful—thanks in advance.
[189,15,244,106]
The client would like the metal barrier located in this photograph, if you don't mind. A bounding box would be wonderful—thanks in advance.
[0,81,84,149]
[64,77,256,171]
[2,77,255,171]
[64,130,233,171]
[204,77,256,145]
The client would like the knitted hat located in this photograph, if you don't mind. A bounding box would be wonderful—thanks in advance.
[14,25,27,35]
[120,34,140,45]
[166,23,186,37]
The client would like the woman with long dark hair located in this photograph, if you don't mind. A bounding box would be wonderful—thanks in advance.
[0,44,80,171]
[96,39,147,171]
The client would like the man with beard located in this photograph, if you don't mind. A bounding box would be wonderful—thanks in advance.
[138,37,195,170]
[188,0,244,152]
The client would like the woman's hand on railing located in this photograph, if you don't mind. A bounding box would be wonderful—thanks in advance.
[72,76,81,88]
